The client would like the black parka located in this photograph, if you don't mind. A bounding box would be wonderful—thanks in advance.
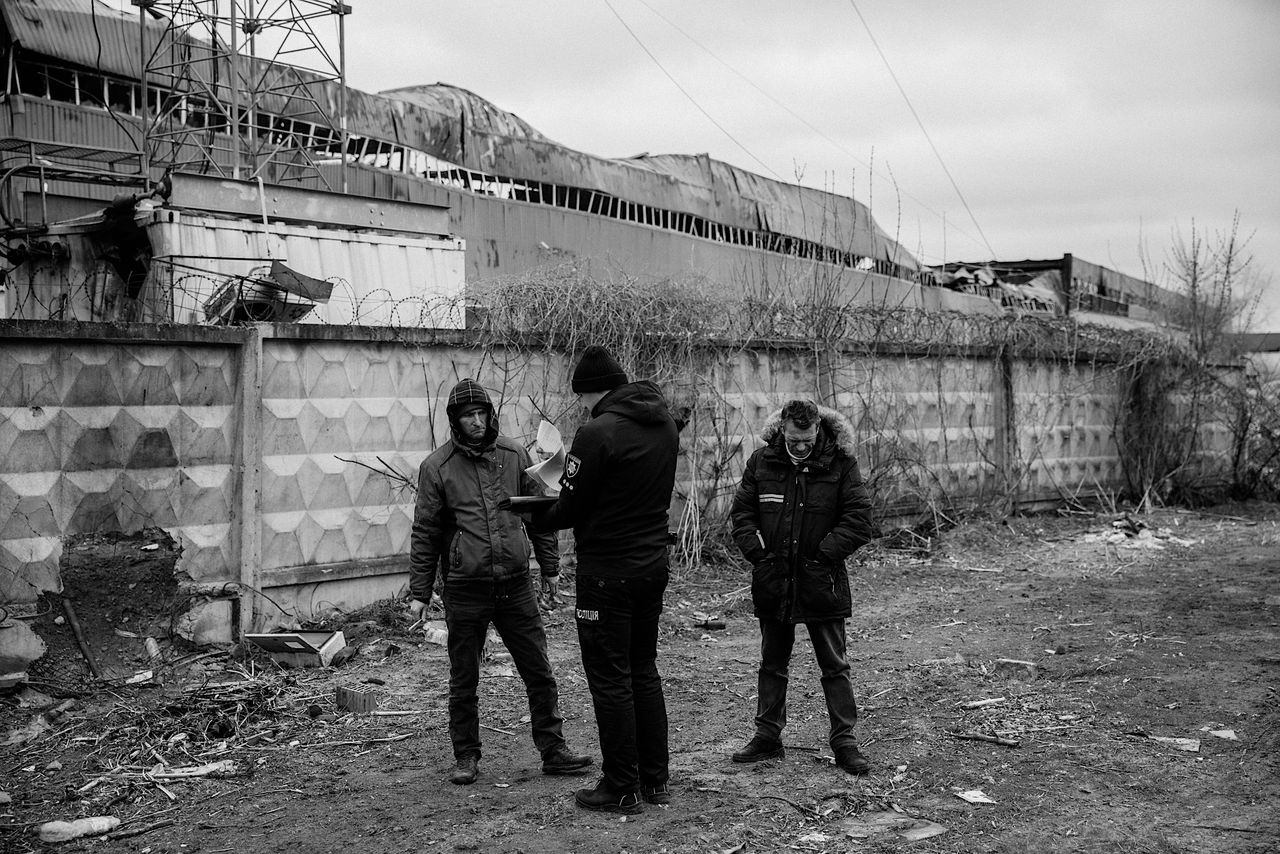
[730,406,875,622]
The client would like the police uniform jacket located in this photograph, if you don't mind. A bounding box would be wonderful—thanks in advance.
[537,380,678,577]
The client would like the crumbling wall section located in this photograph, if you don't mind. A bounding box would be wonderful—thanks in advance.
[0,323,241,617]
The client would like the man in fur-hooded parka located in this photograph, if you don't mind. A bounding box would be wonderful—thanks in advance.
[728,399,876,774]
[730,400,876,622]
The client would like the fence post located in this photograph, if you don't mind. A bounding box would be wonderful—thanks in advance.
[234,326,264,635]
[992,349,1018,514]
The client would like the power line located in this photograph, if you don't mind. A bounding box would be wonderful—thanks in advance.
[624,0,988,264]
[602,0,783,181]
[847,0,997,259]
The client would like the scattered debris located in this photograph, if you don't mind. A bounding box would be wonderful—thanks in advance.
[421,621,448,645]
[1,612,49,688]
[840,807,948,841]
[961,697,1006,709]
[2,699,77,748]
[149,759,250,779]
[335,685,378,714]
[1149,735,1200,752]
[244,630,347,667]
[1079,517,1200,549]
[950,731,1020,748]
[123,669,155,686]
[37,816,120,842]
[994,658,1038,680]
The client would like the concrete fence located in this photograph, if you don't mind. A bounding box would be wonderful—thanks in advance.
[0,319,1234,638]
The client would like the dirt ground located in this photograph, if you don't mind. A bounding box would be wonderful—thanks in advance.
[2,502,1279,853]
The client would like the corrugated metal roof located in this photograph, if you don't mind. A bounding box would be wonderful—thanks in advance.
[144,210,466,328]
[2,0,164,80]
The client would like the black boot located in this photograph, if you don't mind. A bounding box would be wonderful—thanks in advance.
[542,745,593,775]
[834,744,871,775]
[449,756,478,785]
[575,778,642,814]
[732,736,784,763]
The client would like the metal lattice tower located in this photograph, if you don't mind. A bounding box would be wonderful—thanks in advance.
[133,0,351,190]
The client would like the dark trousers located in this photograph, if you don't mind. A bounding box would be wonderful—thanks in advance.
[755,618,859,750]
[443,577,565,761]
[575,569,669,794]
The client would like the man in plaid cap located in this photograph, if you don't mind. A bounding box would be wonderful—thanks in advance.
[408,378,592,785]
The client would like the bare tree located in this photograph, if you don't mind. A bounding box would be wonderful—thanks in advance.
[1123,211,1277,503]
[1151,211,1263,359]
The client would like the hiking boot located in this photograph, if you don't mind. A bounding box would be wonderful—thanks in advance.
[642,782,671,805]
[575,779,642,814]
[834,744,871,775]
[541,745,593,775]
[732,736,785,763]
[449,756,479,785]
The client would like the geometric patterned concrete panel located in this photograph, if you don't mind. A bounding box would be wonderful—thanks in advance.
[0,337,238,603]
[1014,360,1127,501]
[259,338,440,576]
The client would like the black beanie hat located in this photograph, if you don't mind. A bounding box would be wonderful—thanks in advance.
[572,346,627,393]
[446,378,493,418]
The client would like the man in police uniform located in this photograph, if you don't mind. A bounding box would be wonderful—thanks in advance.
[534,346,680,813]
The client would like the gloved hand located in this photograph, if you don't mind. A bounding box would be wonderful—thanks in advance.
[539,576,560,609]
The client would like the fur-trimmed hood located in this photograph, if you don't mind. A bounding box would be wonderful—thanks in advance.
[760,404,858,459]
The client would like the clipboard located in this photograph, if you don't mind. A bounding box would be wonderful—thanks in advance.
[507,495,558,511]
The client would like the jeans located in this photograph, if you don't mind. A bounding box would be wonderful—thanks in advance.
[443,576,565,761]
[575,569,669,794]
[755,618,859,750]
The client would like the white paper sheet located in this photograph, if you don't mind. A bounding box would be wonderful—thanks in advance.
[525,421,564,494]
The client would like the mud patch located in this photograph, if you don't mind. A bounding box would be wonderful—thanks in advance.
[25,529,185,695]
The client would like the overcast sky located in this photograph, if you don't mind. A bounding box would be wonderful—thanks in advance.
[110,0,1280,326]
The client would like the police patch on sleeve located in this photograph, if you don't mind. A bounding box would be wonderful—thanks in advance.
[560,454,582,492]
[564,454,582,479]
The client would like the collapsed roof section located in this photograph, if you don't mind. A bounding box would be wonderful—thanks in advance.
[380,83,918,271]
